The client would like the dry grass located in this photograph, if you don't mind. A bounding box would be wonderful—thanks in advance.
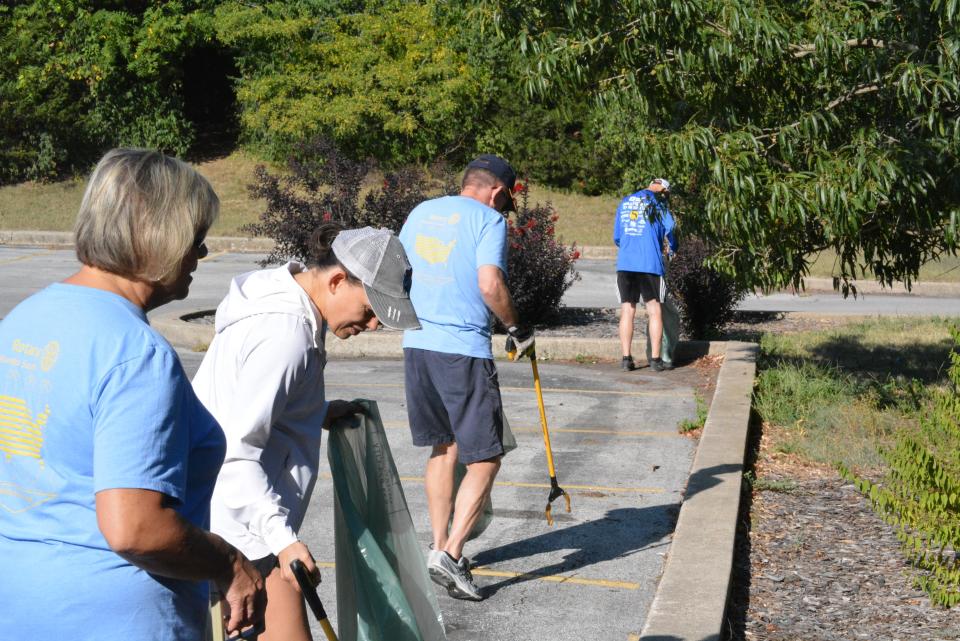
[0,151,272,237]
[0,151,618,244]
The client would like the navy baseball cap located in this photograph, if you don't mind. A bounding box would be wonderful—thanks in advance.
[466,154,517,211]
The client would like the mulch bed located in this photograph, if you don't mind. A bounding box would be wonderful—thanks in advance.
[724,428,960,641]
[536,308,860,341]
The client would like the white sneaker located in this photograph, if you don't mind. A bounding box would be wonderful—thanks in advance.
[428,550,482,601]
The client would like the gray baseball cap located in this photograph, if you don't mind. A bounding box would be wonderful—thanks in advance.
[332,227,420,330]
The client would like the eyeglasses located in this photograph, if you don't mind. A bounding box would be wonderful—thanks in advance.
[193,235,208,259]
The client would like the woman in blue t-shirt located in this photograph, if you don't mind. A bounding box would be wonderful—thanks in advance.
[0,149,266,640]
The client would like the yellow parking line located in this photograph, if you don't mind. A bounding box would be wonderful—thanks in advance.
[513,427,678,437]
[327,381,689,398]
[377,420,678,438]
[321,472,663,495]
[314,561,635,591]
[0,250,52,265]
[490,479,664,494]
[628,634,641,641]
[470,567,639,590]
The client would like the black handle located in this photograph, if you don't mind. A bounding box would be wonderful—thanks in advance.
[291,559,328,621]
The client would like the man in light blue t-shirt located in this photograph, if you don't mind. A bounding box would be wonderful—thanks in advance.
[399,154,533,601]
[613,178,678,372]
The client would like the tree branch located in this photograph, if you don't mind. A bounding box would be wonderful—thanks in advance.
[790,38,919,58]
[826,82,882,110]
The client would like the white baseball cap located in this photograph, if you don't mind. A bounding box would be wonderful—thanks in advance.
[332,227,420,330]
[652,178,671,191]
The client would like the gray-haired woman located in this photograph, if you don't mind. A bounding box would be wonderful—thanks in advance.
[0,148,265,640]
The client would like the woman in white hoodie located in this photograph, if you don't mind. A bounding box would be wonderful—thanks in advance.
[193,224,420,641]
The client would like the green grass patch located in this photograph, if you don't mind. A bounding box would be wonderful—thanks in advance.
[678,393,708,433]
[743,471,798,493]
[754,317,954,472]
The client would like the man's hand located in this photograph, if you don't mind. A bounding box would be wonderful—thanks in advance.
[323,399,365,429]
[505,326,535,360]
[217,550,266,636]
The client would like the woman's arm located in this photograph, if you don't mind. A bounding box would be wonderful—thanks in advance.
[96,488,265,634]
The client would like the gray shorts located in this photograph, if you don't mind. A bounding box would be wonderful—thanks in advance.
[403,348,504,464]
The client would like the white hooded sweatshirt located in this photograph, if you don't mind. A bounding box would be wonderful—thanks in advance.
[192,262,328,560]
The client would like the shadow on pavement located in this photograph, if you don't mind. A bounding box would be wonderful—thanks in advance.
[684,463,743,501]
[472,505,679,596]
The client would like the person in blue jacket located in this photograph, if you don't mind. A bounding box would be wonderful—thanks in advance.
[613,178,678,371]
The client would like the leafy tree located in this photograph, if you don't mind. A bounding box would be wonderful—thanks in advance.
[215,0,487,164]
[475,0,960,293]
[1,1,221,183]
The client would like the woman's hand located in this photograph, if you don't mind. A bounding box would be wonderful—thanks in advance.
[278,541,320,591]
[323,399,365,429]
[95,488,267,635]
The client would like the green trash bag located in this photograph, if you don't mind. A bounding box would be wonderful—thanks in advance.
[451,410,517,540]
[645,294,682,367]
[327,400,447,641]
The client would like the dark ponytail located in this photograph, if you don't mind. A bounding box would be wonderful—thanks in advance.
[305,221,361,283]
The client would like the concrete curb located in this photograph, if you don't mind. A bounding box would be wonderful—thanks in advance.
[152,309,723,361]
[640,341,758,641]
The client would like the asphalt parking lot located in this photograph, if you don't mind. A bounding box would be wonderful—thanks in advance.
[0,243,722,640]
[177,353,706,641]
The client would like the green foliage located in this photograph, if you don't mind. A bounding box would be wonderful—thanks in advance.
[842,327,960,607]
[743,470,798,493]
[752,318,955,470]
[1,1,219,182]
[215,0,486,163]
[477,0,960,293]
[669,234,746,338]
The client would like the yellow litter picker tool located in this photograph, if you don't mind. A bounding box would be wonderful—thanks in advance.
[507,340,572,525]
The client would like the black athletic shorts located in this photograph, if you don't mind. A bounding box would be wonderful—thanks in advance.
[617,271,666,304]
[403,348,505,464]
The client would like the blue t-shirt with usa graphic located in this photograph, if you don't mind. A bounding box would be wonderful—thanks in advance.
[399,195,508,359]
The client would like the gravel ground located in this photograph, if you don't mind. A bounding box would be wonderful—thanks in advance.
[724,430,960,641]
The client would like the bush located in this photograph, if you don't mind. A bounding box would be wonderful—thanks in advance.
[247,138,579,326]
[505,187,580,327]
[842,327,960,607]
[245,137,439,264]
[668,235,745,338]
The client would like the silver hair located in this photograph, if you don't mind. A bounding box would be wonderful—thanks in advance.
[74,148,219,286]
